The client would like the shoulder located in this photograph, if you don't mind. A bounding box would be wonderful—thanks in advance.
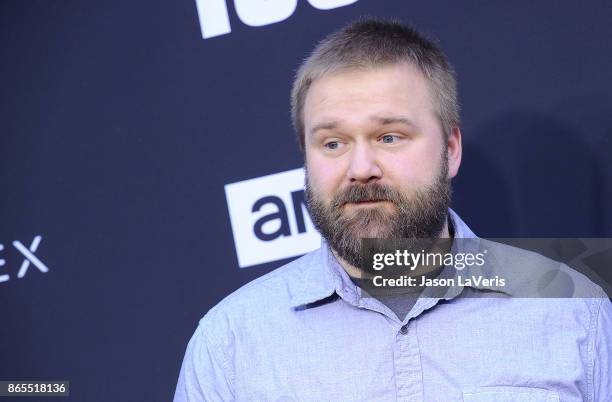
[478,238,607,299]
[198,248,324,336]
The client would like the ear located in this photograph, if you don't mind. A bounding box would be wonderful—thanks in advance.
[447,126,462,179]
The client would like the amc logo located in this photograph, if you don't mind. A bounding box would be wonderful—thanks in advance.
[225,168,321,268]
[195,0,359,39]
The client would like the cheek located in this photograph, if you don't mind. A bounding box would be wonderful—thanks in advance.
[306,156,345,197]
[382,146,443,186]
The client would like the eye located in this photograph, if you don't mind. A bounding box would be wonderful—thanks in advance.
[380,134,400,144]
[324,141,341,150]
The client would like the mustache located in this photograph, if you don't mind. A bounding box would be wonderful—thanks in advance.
[331,184,402,208]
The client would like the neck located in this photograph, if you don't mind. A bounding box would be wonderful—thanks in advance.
[335,217,452,279]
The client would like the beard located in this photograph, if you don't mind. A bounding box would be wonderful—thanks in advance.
[305,154,451,273]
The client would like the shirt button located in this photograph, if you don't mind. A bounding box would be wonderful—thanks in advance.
[400,325,408,335]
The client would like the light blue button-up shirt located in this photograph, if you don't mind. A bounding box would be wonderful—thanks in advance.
[175,210,612,401]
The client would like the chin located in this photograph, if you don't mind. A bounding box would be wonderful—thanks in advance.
[350,223,394,239]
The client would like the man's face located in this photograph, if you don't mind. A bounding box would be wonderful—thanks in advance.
[303,63,462,270]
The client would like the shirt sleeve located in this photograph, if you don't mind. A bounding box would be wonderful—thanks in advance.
[593,295,612,402]
[174,318,234,402]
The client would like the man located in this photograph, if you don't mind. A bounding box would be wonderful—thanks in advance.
[175,19,611,401]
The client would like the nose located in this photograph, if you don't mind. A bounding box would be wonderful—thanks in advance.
[347,143,382,184]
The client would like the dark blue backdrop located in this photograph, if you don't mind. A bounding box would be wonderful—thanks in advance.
[1,1,611,401]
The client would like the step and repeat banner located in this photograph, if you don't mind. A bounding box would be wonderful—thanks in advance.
[2,1,611,400]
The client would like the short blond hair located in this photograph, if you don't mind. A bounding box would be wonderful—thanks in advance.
[291,18,459,151]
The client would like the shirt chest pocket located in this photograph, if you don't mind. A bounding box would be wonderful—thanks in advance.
[463,386,560,402]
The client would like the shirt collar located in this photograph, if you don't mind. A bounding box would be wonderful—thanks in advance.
[429,210,514,298]
[289,242,338,308]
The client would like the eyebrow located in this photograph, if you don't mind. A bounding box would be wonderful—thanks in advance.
[309,122,338,136]
[372,115,417,128]
[309,115,417,136]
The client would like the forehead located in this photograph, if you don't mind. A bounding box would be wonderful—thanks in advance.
[303,63,436,131]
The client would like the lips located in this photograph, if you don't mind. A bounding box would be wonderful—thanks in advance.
[347,199,387,205]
